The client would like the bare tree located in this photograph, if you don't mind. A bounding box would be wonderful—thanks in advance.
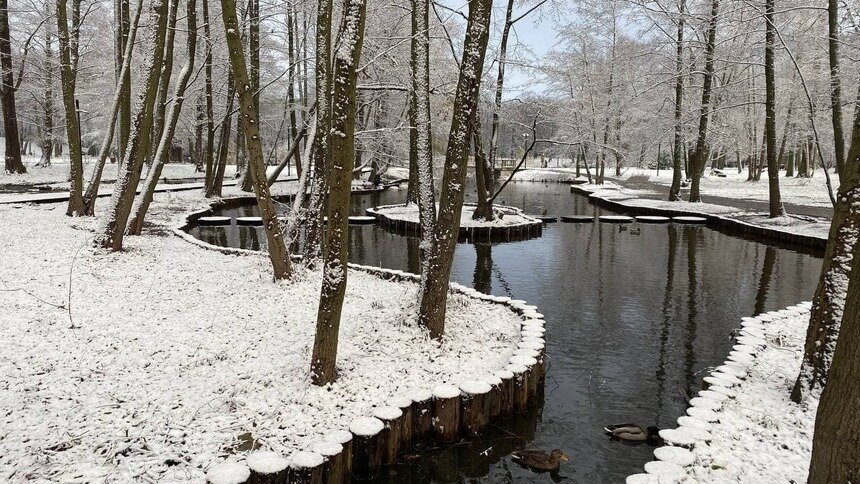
[56,0,84,214]
[764,0,784,217]
[669,0,685,201]
[1,0,25,174]
[688,0,719,202]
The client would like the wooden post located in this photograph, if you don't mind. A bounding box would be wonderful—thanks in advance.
[407,388,433,443]
[460,380,492,435]
[432,384,462,441]
[511,355,538,403]
[311,441,344,484]
[372,406,403,465]
[484,374,503,420]
[328,429,353,482]
[508,363,529,412]
[246,451,289,484]
[349,417,385,480]
[495,368,515,418]
[287,451,324,483]
[386,395,414,447]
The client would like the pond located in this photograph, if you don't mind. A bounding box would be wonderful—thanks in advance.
[187,183,822,483]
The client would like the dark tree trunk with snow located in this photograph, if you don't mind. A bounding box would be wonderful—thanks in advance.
[127,0,197,235]
[57,0,84,215]
[201,0,215,193]
[828,0,845,176]
[488,0,515,173]
[412,0,436,282]
[220,0,292,279]
[95,0,170,249]
[764,0,784,218]
[151,0,178,167]
[38,1,55,168]
[303,0,333,262]
[310,0,367,386]
[117,0,131,159]
[237,0,259,193]
[688,0,719,203]
[205,68,235,199]
[472,113,493,221]
[418,0,492,339]
[1,0,24,174]
[669,0,685,201]
[808,231,860,483]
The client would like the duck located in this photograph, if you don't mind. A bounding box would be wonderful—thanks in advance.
[604,423,661,443]
[511,448,569,472]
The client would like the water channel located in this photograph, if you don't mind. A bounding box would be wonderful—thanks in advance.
[187,183,822,483]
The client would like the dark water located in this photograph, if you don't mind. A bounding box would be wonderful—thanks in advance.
[188,184,822,483]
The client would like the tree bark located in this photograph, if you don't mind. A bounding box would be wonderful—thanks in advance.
[688,0,719,203]
[220,0,292,279]
[764,0,785,217]
[56,0,84,214]
[237,0,259,193]
[38,0,55,168]
[150,0,178,168]
[127,0,197,235]
[669,0,685,200]
[82,0,143,216]
[95,0,170,249]
[472,112,493,221]
[201,0,215,193]
[413,0,436,287]
[117,0,131,160]
[828,0,846,176]
[1,0,25,174]
[808,224,860,482]
[310,0,367,386]
[418,0,492,339]
[205,68,236,198]
[488,0,515,175]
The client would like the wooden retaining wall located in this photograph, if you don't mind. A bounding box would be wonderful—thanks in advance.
[367,203,545,243]
[570,185,826,256]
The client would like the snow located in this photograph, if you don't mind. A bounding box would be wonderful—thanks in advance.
[0,189,523,482]
[289,451,324,469]
[310,441,342,457]
[246,451,289,474]
[459,381,492,395]
[509,167,588,183]
[205,461,250,484]
[629,304,818,483]
[432,384,461,399]
[372,203,540,228]
[371,406,402,421]
[349,417,384,437]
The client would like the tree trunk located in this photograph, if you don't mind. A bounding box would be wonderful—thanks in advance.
[828,0,846,176]
[418,0,492,339]
[413,0,436,286]
[117,0,131,160]
[669,0,685,200]
[202,0,215,192]
[95,0,170,249]
[127,0,197,236]
[472,112,493,221]
[808,224,860,482]
[38,0,55,168]
[219,0,292,279]
[82,0,143,216]
[302,0,333,262]
[150,0,178,168]
[286,4,300,179]
[310,0,367,386]
[205,68,235,198]
[237,0,259,193]
[687,0,719,203]
[1,0,25,174]
[764,0,785,217]
[778,99,795,174]
[56,0,84,214]
[488,0,515,175]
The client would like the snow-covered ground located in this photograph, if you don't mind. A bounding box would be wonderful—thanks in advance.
[0,191,522,482]
[509,167,586,183]
[371,203,540,227]
[628,303,817,483]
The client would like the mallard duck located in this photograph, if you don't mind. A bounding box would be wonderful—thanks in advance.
[604,423,660,443]
[511,448,569,472]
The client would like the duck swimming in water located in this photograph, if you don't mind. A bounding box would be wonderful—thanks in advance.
[511,448,570,472]
[604,423,661,443]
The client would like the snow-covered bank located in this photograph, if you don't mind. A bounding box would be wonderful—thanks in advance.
[0,192,524,482]
[627,302,817,483]
[509,167,587,183]
[369,203,540,228]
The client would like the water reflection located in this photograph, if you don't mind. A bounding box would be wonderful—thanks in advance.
[187,184,822,482]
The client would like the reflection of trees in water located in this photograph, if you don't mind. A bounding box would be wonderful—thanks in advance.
[684,227,702,398]
[754,246,777,315]
[655,224,679,422]
[473,244,493,294]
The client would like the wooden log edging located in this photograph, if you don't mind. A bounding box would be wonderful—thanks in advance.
[570,185,826,255]
[366,203,545,243]
[174,205,548,484]
[624,301,812,484]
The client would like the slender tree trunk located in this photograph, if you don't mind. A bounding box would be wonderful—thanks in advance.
[82,0,142,216]
[828,0,846,175]
[1,0,25,174]
[764,0,785,217]
[406,0,421,204]
[413,0,436,285]
[286,4,300,178]
[418,0,492,339]
[205,68,236,198]
[669,0,685,200]
[310,0,367,386]
[127,0,197,235]
[201,0,215,192]
[38,1,54,168]
[238,0,259,192]
[117,0,131,160]
[95,0,170,249]
[488,0,516,174]
[150,0,177,168]
[472,111,493,221]
[778,98,795,173]
[220,0,292,279]
[57,0,85,214]
[688,0,719,203]
[303,0,333,261]
[808,225,860,482]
